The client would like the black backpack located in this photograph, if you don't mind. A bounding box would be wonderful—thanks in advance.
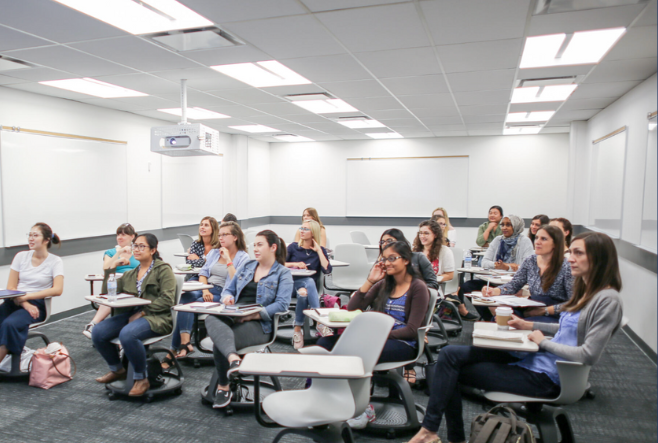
[147,356,166,388]
[470,405,535,443]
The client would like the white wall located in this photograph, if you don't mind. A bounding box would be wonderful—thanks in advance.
[269,134,571,219]
[247,138,271,218]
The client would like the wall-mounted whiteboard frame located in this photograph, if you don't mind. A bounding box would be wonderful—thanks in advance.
[345,156,469,218]
[639,112,657,252]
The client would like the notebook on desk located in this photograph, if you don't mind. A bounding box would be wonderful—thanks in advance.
[98,293,134,300]
[473,330,525,343]
[0,290,26,299]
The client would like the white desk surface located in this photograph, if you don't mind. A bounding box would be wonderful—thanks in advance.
[467,293,546,308]
[174,304,262,317]
[290,269,316,277]
[469,246,487,252]
[174,268,201,275]
[84,295,151,308]
[85,273,123,282]
[182,283,213,292]
[364,244,380,250]
[457,267,495,275]
[473,252,486,256]
[239,353,366,379]
[174,252,189,257]
[330,260,350,267]
[472,322,538,352]
[304,308,351,328]
[475,275,514,285]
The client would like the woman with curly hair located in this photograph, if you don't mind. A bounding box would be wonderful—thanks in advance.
[412,220,455,284]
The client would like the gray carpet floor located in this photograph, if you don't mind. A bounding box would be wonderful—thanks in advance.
[0,308,655,443]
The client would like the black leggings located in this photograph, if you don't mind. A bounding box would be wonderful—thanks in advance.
[316,335,416,364]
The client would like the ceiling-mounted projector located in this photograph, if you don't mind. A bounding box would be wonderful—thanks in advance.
[151,123,221,157]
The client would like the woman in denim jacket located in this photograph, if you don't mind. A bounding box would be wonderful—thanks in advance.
[204,230,293,408]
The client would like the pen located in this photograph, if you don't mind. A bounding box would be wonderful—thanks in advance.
[486,280,490,296]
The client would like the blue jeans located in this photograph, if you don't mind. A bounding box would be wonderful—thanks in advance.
[293,277,320,326]
[171,285,222,350]
[91,311,159,380]
[0,301,45,354]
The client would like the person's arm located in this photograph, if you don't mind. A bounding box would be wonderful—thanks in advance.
[144,266,176,317]
[259,268,294,322]
[348,263,387,311]
[320,228,327,248]
[476,223,488,247]
[284,243,307,269]
[416,253,439,290]
[481,237,500,269]
[497,258,530,295]
[220,268,240,304]
[199,249,216,279]
[316,243,331,273]
[186,242,205,267]
[389,281,429,341]
[437,247,455,282]
[515,237,534,265]
[103,250,125,270]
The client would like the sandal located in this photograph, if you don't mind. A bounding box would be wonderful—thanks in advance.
[161,354,175,371]
[404,368,417,386]
[176,342,194,359]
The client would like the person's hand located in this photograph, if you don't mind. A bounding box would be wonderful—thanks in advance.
[482,287,499,297]
[22,302,40,319]
[488,221,499,230]
[312,239,322,253]
[219,247,230,262]
[128,311,143,323]
[202,290,214,302]
[236,312,261,323]
[13,296,26,304]
[223,296,235,306]
[528,330,546,344]
[524,307,547,318]
[187,253,200,260]
[508,314,530,330]
[117,257,129,266]
[494,260,507,270]
[509,264,519,272]
[295,262,308,270]
[367,261,387,284]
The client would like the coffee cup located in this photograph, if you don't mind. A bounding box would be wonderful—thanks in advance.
[495,307,513,330]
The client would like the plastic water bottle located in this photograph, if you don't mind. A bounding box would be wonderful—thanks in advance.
[464,251,472,269]
[107,274,117,303]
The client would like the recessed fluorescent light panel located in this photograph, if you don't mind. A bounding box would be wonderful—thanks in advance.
[504,126,543,135]
[158,107,230,119]
[337,117,386,129]
[211,61,311,88]
[520,27,626,68]
[274,134,314,142]
[366,132,403,139]
[52,0,213,35]
[292,99,357,114]
[229,125,280,133]
[39,78,148,98]
[506,111,555,122]
[511,85,578,103]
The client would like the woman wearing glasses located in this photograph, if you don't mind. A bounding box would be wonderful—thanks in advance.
[286,220,332,349]
[186,216,220,268]
[378,229,439,290]
[164,222,250,367]
[83,223,139,339]
[92,233,176,397]
[293,207,327,247]
[413,220,455,284]
[0,223,64,367]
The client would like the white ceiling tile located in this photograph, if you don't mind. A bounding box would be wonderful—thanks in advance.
[0,25,52,51]
[570,80,641,99]
[176,45,271,66]
[259,84,327,97]
[585,57,657,83]
[411,106,462,118]
[223,15,345,59]
[509,102,561,112]
[465,123,505,131]
[453,90,511,106]
[0,0,126,43]
[211,88,286,105]
[1,67,74,82]
[540,126,570,133]
[635,1,657,26]
[246,115,298,126]
[463,114,506,123]
[0,74,29,85]
[6,45,135,76]
[94,74,180,95]
[397,131,435,138]
[282,54,372,82]
[420,0,530,45]
[248,102,314,115]
[468,129,503,136]
[381,75,450,95]
[436,39,523,73]
[203,105,269,119]
[605,25,657,61]
[7,82,101,100]
[415,116,465,126]
[366,109,417,120]
[425,123,466,131]
[357,47,441,78]
[152,68,252,91]
[446,69,516,92]
[551,108,602,122]
[316,3,429,53]
[432,130,468,137]
[178,0,306,24]
[528,4,647,36]
[76,98,153,112]
[397,93,455,109]
[159,90,235,108]
[459,104,508,115]
[347,96,402,111]
[302,0,410,12]
[130,110,183,122]
[318,80,390,98]
[276,113,327,124]
[557,97,617,111]
[70,37,198,72]
[112,96,179,109]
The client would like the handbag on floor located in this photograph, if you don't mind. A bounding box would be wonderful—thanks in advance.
[28,343,76,389]
[470,405,535,443]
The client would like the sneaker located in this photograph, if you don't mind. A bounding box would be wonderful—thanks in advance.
[347,404,376,429]
[316,323,334,338]
[82,322,95,339]
[292,331,304,350]
[227,359,241,381]
[213,388,232,409]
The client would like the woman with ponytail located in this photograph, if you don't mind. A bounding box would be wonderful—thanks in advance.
[0,223,64,366]
[92,233,177,397]
[204,230,293,409]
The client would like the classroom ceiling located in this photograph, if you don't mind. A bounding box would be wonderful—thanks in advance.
[0,0,655,142]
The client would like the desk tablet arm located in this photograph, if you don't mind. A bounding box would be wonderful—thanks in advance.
[298,346,331,356]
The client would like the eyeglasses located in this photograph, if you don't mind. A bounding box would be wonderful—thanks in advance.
[418,231,432,237]
[379,256,402,263]
[299,227,311,232]
[379,239,395,246]
[218,233,234,238]
[26,232,42,239]
[132,244,149,251]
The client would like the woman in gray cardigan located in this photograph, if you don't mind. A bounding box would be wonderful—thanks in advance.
[407,231,623,443]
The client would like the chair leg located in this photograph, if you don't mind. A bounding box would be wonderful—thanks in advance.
[373,370,422,428]
[271,423,352,443]
[525,404,574,443]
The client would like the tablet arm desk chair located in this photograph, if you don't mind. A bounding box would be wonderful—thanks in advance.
[105,275,185,402]
[255,312,395,443]
[350,231,378,263]
[177,234,195,253]
[324,244,371,305]
[0,297,52,378]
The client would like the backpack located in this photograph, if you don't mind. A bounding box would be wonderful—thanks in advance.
[147,356,166,388]
[470,405,535,443]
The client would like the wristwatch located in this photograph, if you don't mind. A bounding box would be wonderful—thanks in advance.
[544,307,550,316]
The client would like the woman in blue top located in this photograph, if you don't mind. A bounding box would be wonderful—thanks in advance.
[204,230,293,408]
[164,221,250,367]
[406,232,623,443]
[286,220,332,350]
[83,223,138,339]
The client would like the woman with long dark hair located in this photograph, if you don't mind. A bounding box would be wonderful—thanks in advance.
[528,214,550,245]
[550,217,573,257]
[378,229,438,290]
[412,220,455,283]
[407,231,623,443]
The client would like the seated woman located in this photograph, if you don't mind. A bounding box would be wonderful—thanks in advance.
[222,213,238,223]
[92,233,176,397]
[528,214,550,246]
[293,207,327,247]
[83,223,138,339]
[164,221,250,366]
[186,216,220,268]
[0,223,64,365]
[406,231,623,443]
[457,215,534,320]
[205,230,293,408]
[482,225,573,323]
[476,205,503,247]
[550,217,573,257]
[431,207,457,247]
[378,229,439,290]
[286,220,332,350]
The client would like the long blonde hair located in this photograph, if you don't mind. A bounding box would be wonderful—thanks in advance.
[302,207,324,228]
[300,220,321,248]
[432,207,452,230]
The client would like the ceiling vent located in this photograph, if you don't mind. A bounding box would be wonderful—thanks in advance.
[145,26,244,52]
[517,76,580,88]
[285,92,333,101]
[534,0,648,15]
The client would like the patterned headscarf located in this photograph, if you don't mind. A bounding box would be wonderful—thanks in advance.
[496,215,525,263]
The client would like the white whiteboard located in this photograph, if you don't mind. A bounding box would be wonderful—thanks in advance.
[346,157,469,217]
[0,130,128,247]
[161,154,223,228]
[588,131,627,238]
[640,123,657,252]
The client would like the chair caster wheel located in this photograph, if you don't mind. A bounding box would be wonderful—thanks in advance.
[201,397,211,405]
[386,430,396,439]
[585,389,595,399]
[108,393,117,401]
[194,360,200,369]
[175,388,183,395]
[224,407,233,416]
[145,395,154,403]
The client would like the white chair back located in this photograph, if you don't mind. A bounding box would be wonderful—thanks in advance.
[244,230,258,245]
[177,234,195,252]
[350,231,370,245]
[444,246,462,295]
[29,297,52,329]
[330,243,372,290]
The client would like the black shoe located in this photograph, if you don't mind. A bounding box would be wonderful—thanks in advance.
[461,312,479,321]
[227,359,241,381]
[213,388,232,409]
